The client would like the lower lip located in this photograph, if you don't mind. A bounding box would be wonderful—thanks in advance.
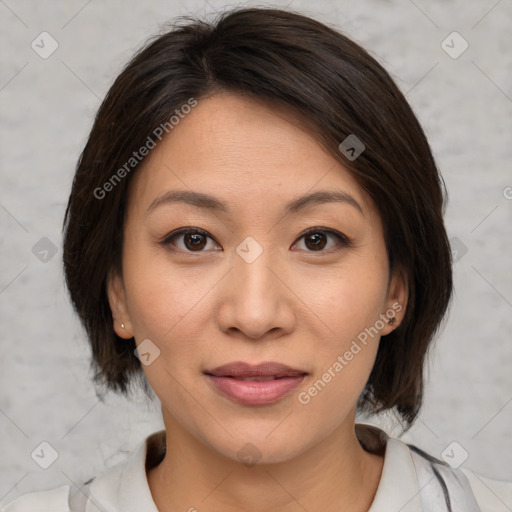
[206,375,306,405]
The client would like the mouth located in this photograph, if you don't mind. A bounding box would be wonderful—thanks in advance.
[204,361,308,405]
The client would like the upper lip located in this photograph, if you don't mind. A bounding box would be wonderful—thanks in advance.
[205,361,308,378]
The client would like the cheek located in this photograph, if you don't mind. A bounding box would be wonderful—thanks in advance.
[121,235,187,336]
[290,252,389,405]
[295,268,386,423]
[296,260,389,342]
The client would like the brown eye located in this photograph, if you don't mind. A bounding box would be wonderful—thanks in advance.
[183,232,207,251]
[304,231,328,251]
[160,226,351,254]
[160,227,219,252]
[294,227,351,253]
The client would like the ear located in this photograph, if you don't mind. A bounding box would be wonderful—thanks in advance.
[380,267,408,336]
[106,269,134,339]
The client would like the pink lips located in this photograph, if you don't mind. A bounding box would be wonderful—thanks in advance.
[204,361,307,405]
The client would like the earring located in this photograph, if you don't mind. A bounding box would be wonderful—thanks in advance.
[387,316,397,326]
[121,323,125,329]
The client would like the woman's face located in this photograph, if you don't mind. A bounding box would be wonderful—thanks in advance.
[108,91,406,464]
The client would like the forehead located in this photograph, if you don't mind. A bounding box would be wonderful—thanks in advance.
[127,92,373,219]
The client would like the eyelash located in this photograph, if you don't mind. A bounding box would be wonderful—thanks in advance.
[159,226,352,254]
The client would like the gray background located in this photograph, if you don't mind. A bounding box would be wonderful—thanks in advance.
[1,0,511,507]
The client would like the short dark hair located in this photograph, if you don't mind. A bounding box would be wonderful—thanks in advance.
[62,7,452,428]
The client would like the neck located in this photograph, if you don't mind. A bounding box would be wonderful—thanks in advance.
[147,418,384,512]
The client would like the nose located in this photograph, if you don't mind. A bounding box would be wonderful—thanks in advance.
[216,238,296,341]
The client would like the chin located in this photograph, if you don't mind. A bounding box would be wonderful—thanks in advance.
[202,427,312,467]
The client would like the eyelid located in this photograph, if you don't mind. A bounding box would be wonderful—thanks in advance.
[159,226,352,252]
[159,226,220,250]
[295,226,353,249]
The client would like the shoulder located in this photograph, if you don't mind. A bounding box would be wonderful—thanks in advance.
[356,424,512,511]
[407,443,512,511]
[0,431,161,512]
[0,479,94,512]
[0,485,72,512]
[460,467,512,512]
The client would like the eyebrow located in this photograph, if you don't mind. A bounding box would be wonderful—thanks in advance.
[146,189,364,217]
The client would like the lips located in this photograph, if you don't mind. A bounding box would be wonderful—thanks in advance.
[204,361,308,405]
[204,361,308,379]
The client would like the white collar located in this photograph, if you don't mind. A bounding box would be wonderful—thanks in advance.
[85,425,429,512]
[368,436,423,511]
[87,432,160,512]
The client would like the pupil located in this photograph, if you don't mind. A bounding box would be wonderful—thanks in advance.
[306,232,326,250]
[186,233,206,250]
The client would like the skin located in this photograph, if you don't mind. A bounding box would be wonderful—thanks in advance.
[107,91,407,512]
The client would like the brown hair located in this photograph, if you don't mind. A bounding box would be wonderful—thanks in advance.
[62,7,452,428]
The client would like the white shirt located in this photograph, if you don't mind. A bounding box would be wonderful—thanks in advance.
[1,424,511,511]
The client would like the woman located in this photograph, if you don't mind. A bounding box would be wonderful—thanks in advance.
[2,6,510,512]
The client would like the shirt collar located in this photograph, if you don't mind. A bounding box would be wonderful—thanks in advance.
[367,437,423,511]
[88,431,163,512]
[88,424,423,512]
